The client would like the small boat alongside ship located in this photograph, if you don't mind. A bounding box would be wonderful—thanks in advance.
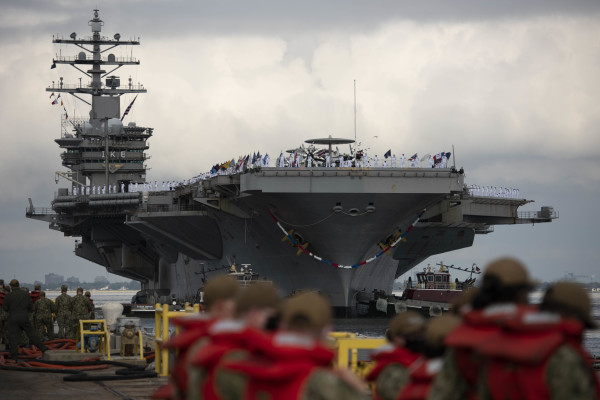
[356,262,479,316]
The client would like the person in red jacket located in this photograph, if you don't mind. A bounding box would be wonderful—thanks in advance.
[153,274,240,400]
[398,314,461,400]
[190,281,281,400]
[367,311,426,400]
[29,283,41,304]
[428,257,537,400]
[476,281,600,400]
[225,291,368,400]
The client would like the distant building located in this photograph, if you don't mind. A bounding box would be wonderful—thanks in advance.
[45,273,63,287]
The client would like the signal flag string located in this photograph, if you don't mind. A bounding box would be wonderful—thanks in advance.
[267,208,426,269]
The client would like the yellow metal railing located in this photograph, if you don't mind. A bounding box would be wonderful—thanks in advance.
[154,303,202,376]
[329,332,386,378]
[78,319,111,360]
[152,304,385,378]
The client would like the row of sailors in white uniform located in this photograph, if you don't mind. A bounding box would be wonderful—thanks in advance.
[71,181,181,195]
[468,185,520,199]
[277,153,448,168]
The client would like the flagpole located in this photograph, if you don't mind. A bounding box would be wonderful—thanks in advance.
[354,80,357,156]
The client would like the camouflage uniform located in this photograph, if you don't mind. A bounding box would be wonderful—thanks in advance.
[33,293,56,341]
[54,291,72,339]
[70,293,93,339]
[374,364,411,400]
[427,348,470,400]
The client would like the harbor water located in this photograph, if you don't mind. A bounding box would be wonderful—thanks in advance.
[46,289,600,356]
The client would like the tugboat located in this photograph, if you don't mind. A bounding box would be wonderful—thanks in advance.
[397,262,479,314]
[356,262,479,316]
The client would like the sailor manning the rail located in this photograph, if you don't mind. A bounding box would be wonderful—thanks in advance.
[325,154,331,167]
[307,154,313,168]
[401,154,406,168]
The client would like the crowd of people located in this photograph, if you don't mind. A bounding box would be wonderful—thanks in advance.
[467,184,521,199]
[154,257,599,400]
[0,281,94,363]
[67,150,453,197]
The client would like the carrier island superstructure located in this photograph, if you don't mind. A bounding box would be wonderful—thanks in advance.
[27,11,558,315]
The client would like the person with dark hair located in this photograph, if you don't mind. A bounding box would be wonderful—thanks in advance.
[429,257,536,400]
[367,311,426,400]
[476,281,600,400]
[2,279,47,362]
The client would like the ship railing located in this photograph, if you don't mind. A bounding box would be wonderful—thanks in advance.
[54,55,139,63]
[26,207,56,216]
[517,210,559,220]
[47,83,146,91]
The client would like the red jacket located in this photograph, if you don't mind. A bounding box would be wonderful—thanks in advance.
[190,320,271,400]
[30,290,41,304]
[225,331,335,400]
[366,343,421,382]
[444,303,535,399]
[397,357,443,400]
[158,314,214,400]
[478,311,600,400]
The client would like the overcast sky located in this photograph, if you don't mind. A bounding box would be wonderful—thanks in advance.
[1,0,599,285]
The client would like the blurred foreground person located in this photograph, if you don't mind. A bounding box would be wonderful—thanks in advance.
[398,315,460,400]
[428,257,536,400]
[190,281,280,400]
[476,281,600,400]
[154,275,239,400]
[226,291,368,399]
[2,279,47,362]
[367,311,426,400]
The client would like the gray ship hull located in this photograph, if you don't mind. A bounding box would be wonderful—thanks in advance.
[121,167,466,312]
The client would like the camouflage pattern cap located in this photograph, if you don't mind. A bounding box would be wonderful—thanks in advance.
[281,291,331,332]
[484,257,536,287]
[85,291,91,297]
[34,284,41,290]
[389,310,426,338]
[61,284,68,292]
[236,282,280,316]
[203,275,240,309]
[9,279,19,288]
[543,281,596,328]
[425,314,461,348]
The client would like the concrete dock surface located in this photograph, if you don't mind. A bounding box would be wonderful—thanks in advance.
[0,365,168,399]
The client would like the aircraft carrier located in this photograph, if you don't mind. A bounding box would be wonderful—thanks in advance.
[27,10,558,315]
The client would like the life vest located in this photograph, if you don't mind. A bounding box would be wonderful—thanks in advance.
[225,331,335,400]
[30,290,41,304]
[190,319,272,400]
[444,303,535,398]
[162,314,215,400]
[478,311,600,400]
[366,343,421,382]
[397,357,443,400]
